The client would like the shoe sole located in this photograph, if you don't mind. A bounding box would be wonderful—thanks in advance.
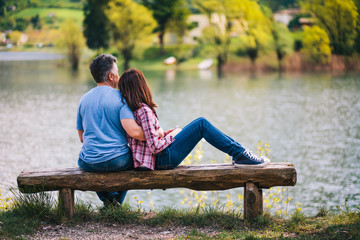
[233,161,270,168]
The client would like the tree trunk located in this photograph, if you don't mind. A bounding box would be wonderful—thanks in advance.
[122,46,133,71]
[159,31,165,55]
[217,54,223,79]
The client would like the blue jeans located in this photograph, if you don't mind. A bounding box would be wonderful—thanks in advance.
[155,117,246,170]
[78,152,133,205]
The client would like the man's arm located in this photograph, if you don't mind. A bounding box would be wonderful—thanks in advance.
[78,130,84,143]
[121,119,145,141]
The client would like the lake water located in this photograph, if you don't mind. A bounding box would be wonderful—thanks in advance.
[0,52,359,216]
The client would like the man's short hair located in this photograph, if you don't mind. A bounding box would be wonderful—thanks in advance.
[89,54,117,83]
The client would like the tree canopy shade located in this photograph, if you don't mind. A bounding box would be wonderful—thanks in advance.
[302,25,331,64]
[83,0,110,50]
[106,0,156,70]
[259,0,299,12]
[0,0,5,17]
[301,0,358,55]
[142,0,189,54]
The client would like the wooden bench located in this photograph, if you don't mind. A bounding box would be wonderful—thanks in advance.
[17,162,296,220]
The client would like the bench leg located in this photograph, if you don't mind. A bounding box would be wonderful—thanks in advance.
[244,182,263,220]
[58,188,74,218]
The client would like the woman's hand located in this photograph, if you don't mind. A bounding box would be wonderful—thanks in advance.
[165,129,174,135]
[168,128,182,138]
[158,128,165,138]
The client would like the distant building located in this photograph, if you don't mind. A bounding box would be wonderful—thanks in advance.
[299,18,315,27]
[7,5,16,11]
[273,9,301,26]
[167,14,210,45]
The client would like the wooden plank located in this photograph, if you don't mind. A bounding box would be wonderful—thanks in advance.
[17,163,296,193]
[244,182,263,220]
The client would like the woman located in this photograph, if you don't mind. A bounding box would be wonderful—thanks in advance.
[118,69,270,171]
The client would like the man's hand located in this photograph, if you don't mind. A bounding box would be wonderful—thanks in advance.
[78,130,84,143]
[121,119,146,141]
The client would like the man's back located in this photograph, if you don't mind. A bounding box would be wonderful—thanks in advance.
[77,86,134,164]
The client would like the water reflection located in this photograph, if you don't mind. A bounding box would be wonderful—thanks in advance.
[0,59,359,216]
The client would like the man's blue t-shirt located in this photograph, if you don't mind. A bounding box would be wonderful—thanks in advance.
[77,86,134,164]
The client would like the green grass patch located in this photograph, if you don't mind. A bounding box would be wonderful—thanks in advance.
[0,193,359,240]
[148,205,242,229]
[12,7,84,26]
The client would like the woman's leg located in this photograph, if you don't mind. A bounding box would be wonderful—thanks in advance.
[78,153,133,205]
[156,117,246,169]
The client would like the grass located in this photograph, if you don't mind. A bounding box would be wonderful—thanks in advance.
[0,191,359,239]
[11,7,84,26]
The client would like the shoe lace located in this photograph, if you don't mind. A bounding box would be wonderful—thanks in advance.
[243,149,261,162]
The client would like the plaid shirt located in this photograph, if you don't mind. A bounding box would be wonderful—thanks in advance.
[128,103,174,170]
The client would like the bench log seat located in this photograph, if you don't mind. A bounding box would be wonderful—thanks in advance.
[17,162,296,220]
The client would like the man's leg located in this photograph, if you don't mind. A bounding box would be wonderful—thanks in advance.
[78,154,133,206]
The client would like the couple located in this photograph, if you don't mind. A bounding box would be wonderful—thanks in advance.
[76,54,270,207]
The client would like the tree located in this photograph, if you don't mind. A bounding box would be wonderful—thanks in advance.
[259,0,299,12]
[353,0,360,53]
[237,1,271,71]
[302,25,331,65]
[142,0,190,54]
[271,22,293,71]
[194,0,241,75]
[30,14,41,29]
[106,0,156,70]
[195,0,271,75]
[83,0,111,51]
[0,0,5,17]
[301,0,358,55]
[59,19,85,70]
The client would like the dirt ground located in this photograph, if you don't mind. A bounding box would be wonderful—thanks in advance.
[29,222,218,239]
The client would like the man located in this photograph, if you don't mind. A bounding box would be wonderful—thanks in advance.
[76,54,145,206]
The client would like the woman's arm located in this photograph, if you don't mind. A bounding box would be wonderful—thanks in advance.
[137,106,174,154]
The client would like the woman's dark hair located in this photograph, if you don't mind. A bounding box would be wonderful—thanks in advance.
[118,69,157,112]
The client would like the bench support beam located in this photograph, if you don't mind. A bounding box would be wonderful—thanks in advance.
[244,182,263,220]
[58,188,74,218]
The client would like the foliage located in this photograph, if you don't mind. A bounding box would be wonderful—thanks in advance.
[148,204,242,228]
[30,14,42,29]
[259,0,299,12]
[288,13,312,31]
[58,18,85,70]
[0,189,57,238]
[8,30,23,46]
[194,0,271,74]
[0,189,12,211]
[301,0,359,55]
[237,1,271,67]
[96,203,141,224]
[354,0,360,53]
[271,21,294,71]
[83,0,110,50]
[105,0,157,70]
[0,0,5,17]
[302,25,331,64]
[142,0,190,52]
